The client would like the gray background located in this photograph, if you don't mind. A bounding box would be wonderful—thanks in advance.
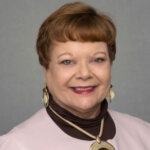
[0,0,150,135]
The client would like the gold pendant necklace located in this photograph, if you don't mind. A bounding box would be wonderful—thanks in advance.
[49,105,115,150]
[90,136,115,150]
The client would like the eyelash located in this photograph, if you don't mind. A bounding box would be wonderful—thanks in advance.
[93,57,105,63]
[61,60,73,65]
[60,57,105,65]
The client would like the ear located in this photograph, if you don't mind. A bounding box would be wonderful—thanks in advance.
[42,66,50,88]
[42,66,47,75]
[42,66,47,84]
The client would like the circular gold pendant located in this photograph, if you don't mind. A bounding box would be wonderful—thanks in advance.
[90,141,115,150]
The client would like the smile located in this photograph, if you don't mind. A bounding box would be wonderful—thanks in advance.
[70,86,97,95]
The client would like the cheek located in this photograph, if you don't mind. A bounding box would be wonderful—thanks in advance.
[95,65,111,83]
[47,67,74,88]
[105,71,111,86]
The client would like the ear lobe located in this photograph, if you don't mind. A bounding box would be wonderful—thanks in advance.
[42,66,47,84]
[42,66,47,74]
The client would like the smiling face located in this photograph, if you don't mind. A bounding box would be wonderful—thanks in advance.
[44,41,111,119]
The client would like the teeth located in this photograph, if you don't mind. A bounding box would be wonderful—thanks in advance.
[73,87,94,91]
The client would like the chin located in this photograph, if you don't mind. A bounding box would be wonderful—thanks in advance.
[74,101,99,113]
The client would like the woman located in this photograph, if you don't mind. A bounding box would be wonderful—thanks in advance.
[0,2,150,150]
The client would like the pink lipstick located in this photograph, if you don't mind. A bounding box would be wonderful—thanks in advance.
[70,86,97,95]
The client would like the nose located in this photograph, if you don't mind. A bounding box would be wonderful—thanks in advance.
[76,62,92,80]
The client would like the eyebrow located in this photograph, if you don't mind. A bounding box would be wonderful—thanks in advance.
[57,52,73,58]
[93,51,107,56]
[57,51,107,59]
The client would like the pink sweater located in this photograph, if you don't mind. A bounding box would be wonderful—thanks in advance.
[0,108,150,150]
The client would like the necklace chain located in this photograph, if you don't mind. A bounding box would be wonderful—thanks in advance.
[48,105,104,140]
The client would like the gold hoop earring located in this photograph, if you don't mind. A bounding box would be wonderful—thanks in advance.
[42,87,49,107]
[106,85,115,103]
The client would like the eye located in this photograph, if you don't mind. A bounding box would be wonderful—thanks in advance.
[61,60,72,65]
[94,57,105,63]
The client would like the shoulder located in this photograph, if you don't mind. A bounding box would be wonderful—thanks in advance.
[7,108,50,135]
[0,108,53,149]
[109,109,150,142]
[109,109,150,129]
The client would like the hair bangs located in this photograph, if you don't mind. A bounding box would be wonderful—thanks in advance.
[50,14,109,43]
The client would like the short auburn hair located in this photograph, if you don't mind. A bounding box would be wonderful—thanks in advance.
[36,2,116,69]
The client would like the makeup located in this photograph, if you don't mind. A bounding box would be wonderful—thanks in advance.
[70,86,97,95]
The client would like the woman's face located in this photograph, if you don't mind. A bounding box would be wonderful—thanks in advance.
[44,41,111,119]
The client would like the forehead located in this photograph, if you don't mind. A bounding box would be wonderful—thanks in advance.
[50,41,108,57]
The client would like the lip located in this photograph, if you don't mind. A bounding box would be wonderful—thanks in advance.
[72,86,95,88]
[70,85,98,95]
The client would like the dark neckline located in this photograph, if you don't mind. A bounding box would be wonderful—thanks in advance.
[46,93,116,141]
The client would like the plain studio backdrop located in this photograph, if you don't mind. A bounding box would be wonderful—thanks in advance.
[0,0,150,135]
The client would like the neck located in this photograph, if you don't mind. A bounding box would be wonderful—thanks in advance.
[46,95,116,141]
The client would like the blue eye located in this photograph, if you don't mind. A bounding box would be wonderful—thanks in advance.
[94,58,104,63]
[61,60,72,65]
